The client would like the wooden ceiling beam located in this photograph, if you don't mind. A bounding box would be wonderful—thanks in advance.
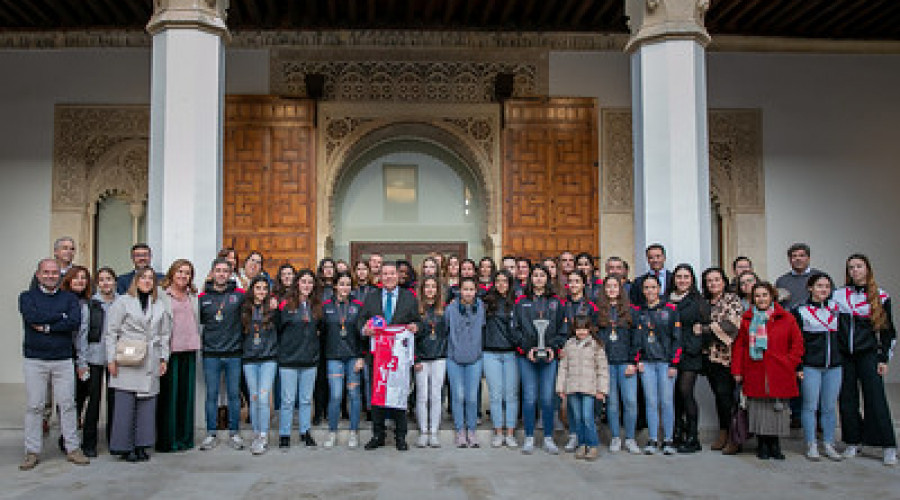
[500,0,517,25]
[423,0,439,24]
[406,0,416,24]
[767,0,828,33]
[831,0,888,36]
[537,0,556,26]
[851,2,900,35]
[123,0,149,24]
[591,0,617,26]
[368,0,377,24]
[463,0,477,24]
[706,0,746,27]
[0,1,30,26]
[741,0,784,33]
[724,0,765,31]
[327,0,337,23]
[99,0,130,24]
[19,0,55,27]
[243,0,261,25]
[571,0,594,29]
[554,0,578,28]
[348,0,359,25]
[480,0,497,26]
[84,0,115,25]
[793,0,849,34]
[444,0,460,25]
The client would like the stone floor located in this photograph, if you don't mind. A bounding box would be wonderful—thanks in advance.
[1,383,898,499]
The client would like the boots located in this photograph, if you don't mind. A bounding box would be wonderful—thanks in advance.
[770,436,785,460]
[722,436,742,455]
[673,419,685,447]
[677,417,701,453]
[756,436,770,460]
[711,430,728,451]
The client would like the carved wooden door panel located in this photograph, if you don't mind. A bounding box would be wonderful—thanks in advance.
[502,98,599,261]
[223,96,317,273]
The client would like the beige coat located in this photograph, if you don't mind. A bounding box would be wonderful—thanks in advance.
[556,336,609,396]
[105,294,172,397]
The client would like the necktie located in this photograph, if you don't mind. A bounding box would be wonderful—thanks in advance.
[384,290,394,324]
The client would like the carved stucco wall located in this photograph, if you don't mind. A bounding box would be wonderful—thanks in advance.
[52,105,149,270]
[317,102,502,259]
[601,108,766,275]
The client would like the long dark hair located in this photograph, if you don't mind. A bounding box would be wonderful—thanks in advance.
[286,268,322,320]
[524,264,556,299]
[845,253,888,330]
[700,266,729,301]
[241,276,274,333]
[669,263,701,300]
[418,276,445,317]
[596,275,633,327]
[485,269,516,315]
[273,263,297,300]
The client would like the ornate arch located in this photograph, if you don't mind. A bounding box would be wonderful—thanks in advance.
[316,102,502,259]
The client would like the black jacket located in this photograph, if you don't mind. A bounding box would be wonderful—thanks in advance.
[562,296,599,329]
[242,306,279,362]
[198,282,246,357]
[792,300,845,368]
[415,305,448,361]
[513,294,568,355]
[629,270,672,308]
[483,299,518,352]
[87,298,105,344]
[669,292,707,371]
[276,301,320,367]
[633,302,683,366]
[835,286,896,363]
[357,287,421,329]
[596,305,638,365]
[322,298,365,359]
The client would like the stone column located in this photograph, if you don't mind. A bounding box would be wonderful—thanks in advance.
[625,0,712,272]
[146,0,228,279]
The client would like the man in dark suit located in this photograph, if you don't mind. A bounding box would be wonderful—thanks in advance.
[358,262,420,451]
[116,243,165,294]
[630,243,671,307]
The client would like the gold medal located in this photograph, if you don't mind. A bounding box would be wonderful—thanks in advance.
[340,326,347,338]
[610,328,618,342]
[648,330,656,343]
[215,310,223,322]
[253,334,261,346]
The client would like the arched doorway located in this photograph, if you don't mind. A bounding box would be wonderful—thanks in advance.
[333,137,485,267]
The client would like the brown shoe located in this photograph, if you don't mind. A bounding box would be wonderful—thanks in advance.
[722,440,742,455]
[585,446,599,461]
[711,430,728,451]
[67,449,90,465]
[574,445,587,459]
[19,453,39,471]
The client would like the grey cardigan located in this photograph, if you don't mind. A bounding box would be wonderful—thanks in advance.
[105,294,172,397]
[445,298,485,365]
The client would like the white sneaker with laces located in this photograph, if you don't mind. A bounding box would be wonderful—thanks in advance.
[417,433,430,448]
[429,434,441,448]
[643,441,659,455]
[522,437,535,454]
[230,434,245,450]
[662,442,676,455]
[491,434,504,448]
[324,432,337,449]
[505,435,518,448]
[348,431,359,449]
[822,443,842,461]
[843,445,858,459]
[884,447,898,466]
[625,439,641,455]
[543,437,560,455]
[609,437,622,453]
[251,436,266,455]
[564,434,578,452]
[806,442,821,461]
[200,435,218,451]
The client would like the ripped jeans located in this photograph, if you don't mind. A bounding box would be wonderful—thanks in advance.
[242,361,277,435]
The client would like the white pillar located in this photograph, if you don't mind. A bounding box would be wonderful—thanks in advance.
[626,0,712,272]
[146,0,228,280]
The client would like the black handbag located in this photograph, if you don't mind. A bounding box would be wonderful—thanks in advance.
[729,383,750,445]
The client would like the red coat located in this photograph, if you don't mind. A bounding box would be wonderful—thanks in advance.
[731,304,804,399]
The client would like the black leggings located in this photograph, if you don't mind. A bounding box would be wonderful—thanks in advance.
[676,370,699,424]
[705,362,735,431]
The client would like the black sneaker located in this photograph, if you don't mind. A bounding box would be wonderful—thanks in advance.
[301,432,317,447]
[136,447,150,462]
[365,437,384,450]
[82,447,98,458]
[279,436,291,449]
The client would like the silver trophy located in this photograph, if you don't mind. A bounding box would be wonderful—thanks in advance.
[532,318,551,361]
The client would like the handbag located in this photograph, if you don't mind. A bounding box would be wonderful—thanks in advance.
[729,383,750,445]
[115,337,148,366]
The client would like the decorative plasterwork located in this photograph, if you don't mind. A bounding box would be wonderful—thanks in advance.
[271,49,545,101]
[625,0,711,51]
[317,101,502,259]
[600,109,635,213]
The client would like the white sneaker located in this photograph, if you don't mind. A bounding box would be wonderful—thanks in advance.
[417,433,430,448]
[324,432,337,449]
[625,439,641,455]
[522,436,535,454]
[429,434,441,448]
[230,434,245,450]
[251,436,266,455]
[564,434,578,453]
[491,434,504,448]
[822,443,842,461]
[348,431,359,449]
[806,442,821,461]
[543,437,559,455]
[609,437,622,453]
[505,435,518,448]
[643,441,659,455]
[662,442,676,455]
[200,435,218,451]
[884,448,898,466]
[843,445,858,459]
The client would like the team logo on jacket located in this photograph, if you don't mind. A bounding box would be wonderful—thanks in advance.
[230,295,239,303]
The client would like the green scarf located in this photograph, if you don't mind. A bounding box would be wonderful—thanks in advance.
[748,306,773,361]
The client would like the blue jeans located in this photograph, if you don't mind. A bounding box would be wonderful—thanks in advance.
[279,366,317,436]
[243,361,277,435]
[568,393,599,447]
[327,358,362,431]
[202,356,242,433]
[607,363,638,439]
[640,362,675,442]
[518,357,557,437]
[483,351,519,430]
[447,358,484,431]
[802,365,843,444]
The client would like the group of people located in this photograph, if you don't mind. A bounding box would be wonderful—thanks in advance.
[18,238,897,471]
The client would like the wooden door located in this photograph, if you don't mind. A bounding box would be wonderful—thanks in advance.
[223,96,317,273]
[502,98,599,261]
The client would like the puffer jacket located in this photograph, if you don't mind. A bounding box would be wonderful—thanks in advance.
[556,335,609,395]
